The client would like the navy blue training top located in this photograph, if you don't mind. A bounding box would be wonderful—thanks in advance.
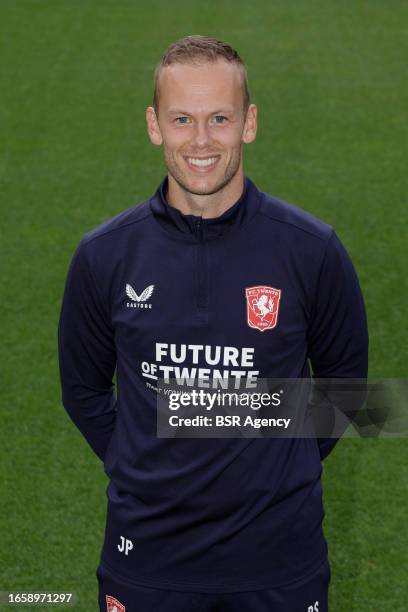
[58,176,368,592]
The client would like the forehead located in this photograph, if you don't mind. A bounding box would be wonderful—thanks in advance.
[157,60,244,112]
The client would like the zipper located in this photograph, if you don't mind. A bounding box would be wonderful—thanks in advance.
[194,218,208,316]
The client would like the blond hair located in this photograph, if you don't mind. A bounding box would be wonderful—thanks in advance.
[153,35,250,113]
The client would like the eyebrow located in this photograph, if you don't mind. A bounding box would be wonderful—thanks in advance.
[166,108,236,116]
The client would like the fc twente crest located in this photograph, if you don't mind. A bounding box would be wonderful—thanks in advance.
[106,595,126,612]
[245,286,282,332]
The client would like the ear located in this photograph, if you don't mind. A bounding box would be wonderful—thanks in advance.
[242,104,257,144]
[146,106,163,146]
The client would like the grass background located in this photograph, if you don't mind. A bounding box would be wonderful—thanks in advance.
[1,0,407,610]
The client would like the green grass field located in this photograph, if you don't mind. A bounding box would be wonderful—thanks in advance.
[1,1,407,610]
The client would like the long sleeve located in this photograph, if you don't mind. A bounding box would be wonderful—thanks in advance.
[307,231,369,460]
[58,240,117,462]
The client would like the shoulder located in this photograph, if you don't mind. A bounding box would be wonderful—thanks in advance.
[257,188,333,244]
[81,199,152,247]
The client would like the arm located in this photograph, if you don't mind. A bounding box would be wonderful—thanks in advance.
[58,240,117,462]
[307,231,369,460]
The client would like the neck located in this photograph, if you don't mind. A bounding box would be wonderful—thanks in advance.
[167,170,245,219]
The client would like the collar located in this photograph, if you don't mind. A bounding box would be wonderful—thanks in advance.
[149,175,262,241]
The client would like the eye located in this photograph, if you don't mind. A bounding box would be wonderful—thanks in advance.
[212,115,228,124]
[175,116,191,124]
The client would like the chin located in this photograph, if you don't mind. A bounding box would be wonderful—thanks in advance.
[185,179,226,197]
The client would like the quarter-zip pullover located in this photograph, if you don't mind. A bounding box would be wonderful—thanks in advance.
[58,176,368,592]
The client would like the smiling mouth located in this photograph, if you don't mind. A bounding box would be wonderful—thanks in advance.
[184,156,220,172]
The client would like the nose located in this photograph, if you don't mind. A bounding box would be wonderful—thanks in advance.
[192,120,212,149]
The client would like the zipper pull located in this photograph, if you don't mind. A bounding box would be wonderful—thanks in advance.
[194,218,204,241]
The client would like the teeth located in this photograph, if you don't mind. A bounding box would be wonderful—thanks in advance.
[187,157,217,167]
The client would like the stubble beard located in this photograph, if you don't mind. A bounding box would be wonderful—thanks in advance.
[163,144,243,197]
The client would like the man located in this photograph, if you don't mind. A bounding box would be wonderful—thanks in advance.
[58,36,368,611]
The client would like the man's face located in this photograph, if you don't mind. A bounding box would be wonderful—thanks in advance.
[146,60,257,197]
